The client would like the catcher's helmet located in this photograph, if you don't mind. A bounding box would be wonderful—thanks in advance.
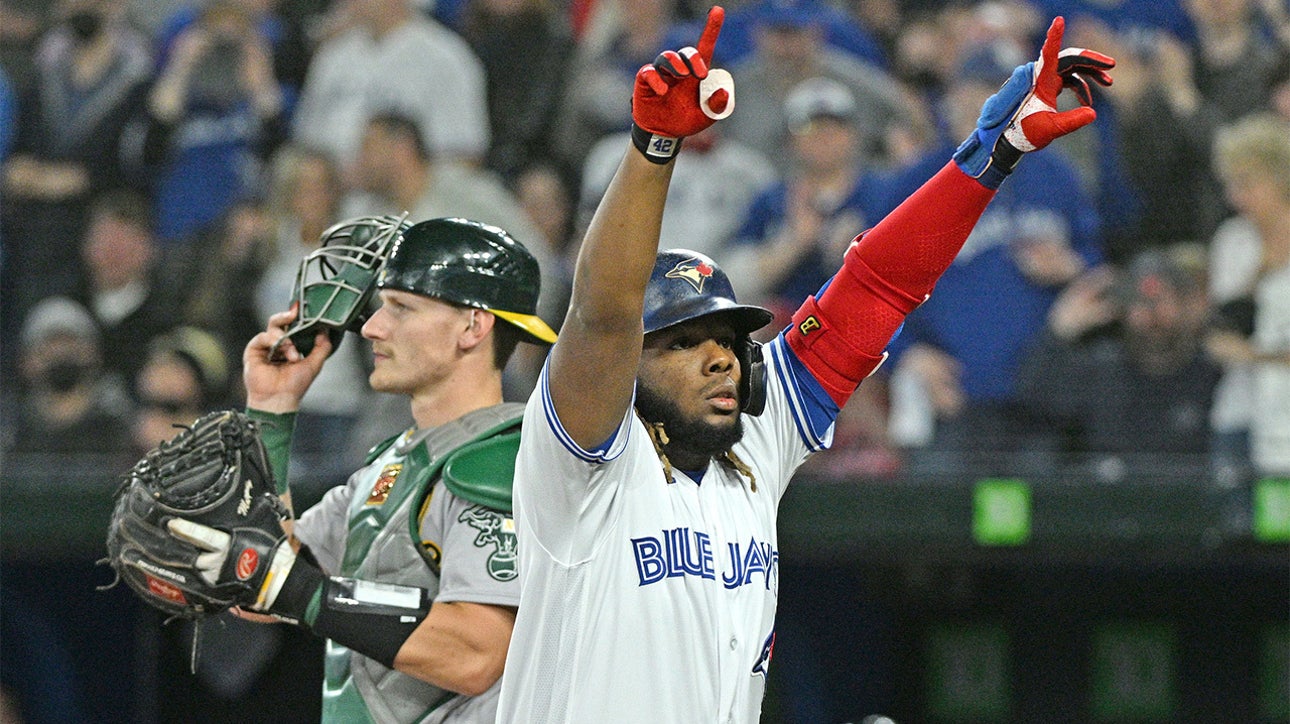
[643,249,774,415]
[276,214,410,358]
[378,218,557,344]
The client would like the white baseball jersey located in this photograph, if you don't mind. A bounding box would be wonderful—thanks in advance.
[498,336,838,723]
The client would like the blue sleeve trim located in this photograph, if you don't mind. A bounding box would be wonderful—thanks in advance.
[538,358,627,464]
[767,337,838,452]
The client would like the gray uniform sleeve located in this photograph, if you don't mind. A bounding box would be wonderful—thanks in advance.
[294,475,357,575]
[424,489,521,608]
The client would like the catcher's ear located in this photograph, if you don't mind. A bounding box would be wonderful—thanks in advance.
[460,309,495,349]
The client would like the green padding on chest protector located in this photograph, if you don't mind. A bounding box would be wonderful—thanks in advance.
[363,433,400,465]
[441,431,520,513]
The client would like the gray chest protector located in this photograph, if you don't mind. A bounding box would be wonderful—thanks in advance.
[325,403,524,724]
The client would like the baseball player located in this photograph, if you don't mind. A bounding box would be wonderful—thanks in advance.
[236,217,557,722]
[497,8,1113,722]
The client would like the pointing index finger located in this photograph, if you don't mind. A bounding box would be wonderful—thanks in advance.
[1041,16,1065,71]
[696,5,725,64]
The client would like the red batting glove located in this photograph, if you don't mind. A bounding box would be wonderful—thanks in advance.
[1057,46,1116,107]
[630,6,730,163]
[1003,17,1115,153]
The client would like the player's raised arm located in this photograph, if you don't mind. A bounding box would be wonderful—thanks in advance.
[784,16,1114,407]
[547,6,731,449]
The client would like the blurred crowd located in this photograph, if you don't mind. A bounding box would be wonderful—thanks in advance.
[1,0,1288,720]
[3,0,1290,492]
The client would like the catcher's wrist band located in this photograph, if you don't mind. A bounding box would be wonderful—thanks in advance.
[270,561,430,668]
[631,123,682,164]
[313,577,431,668]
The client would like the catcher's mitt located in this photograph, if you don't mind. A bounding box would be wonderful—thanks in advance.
[103,410,291,619]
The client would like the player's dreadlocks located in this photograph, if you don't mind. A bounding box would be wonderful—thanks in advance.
[639,414,757,492]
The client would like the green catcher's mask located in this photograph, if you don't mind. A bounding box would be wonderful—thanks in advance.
[378,217,557,344]
[274,214,410,358]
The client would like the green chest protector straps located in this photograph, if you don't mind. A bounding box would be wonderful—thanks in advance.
[266,417,522,668]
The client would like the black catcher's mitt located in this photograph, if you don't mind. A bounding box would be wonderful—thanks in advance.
[104,410,291,619]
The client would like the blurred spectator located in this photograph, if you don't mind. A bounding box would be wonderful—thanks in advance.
[721,77,876,319]
[887,8,957,98]
[1,294,138,724]
[1016,246,1221,471]
[662,0,890,70]
[720,0,914,167]
[580,123,777,269]
[161,197,275,367]
[4,295,133,461]
[151,0,311,97]
[130,325,232,453]
[1185,0,1283,122]
[880,41,1103,469]
[1029,0,1196,41]
[1206,113,1290,477]
[339,112,554,307]
[1065,16,1229,261]
[852,0,907,65]
[549,0,677,173]
[255,145,345,322]
[254,143,373,507]
[290,0,489,171]
[0,0,153,375]
[515,162,578,271]
[0,0,56,94]
[879,3,1044,118]
[459,0,575,183]
[74,189,180,389]
[142,0,288,244]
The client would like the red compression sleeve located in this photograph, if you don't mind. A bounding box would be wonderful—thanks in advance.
[851,162,996,296]
[786,163,996,406]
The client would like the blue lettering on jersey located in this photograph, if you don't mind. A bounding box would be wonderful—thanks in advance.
[723,537,779,590]
[632,530,777,590]
[631,528,714,585]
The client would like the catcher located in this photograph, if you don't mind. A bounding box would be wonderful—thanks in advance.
[106,215,557,722]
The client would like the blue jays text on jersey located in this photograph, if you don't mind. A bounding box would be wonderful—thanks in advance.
[631,526,779,591]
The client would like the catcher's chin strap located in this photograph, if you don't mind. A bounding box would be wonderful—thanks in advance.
[267,549,432,669]
[638,412,757,492]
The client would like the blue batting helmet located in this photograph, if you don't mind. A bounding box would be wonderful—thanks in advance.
[643,249,774,335]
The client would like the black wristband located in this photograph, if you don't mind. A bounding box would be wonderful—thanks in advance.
[979,136,1024,189]
[631,123,682,164]
[266,553,326,625]
[310,577,432,669]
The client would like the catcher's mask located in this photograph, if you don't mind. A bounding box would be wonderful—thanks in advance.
[275,214,410,358]
[643,249,774,416]
[377,217,557,344]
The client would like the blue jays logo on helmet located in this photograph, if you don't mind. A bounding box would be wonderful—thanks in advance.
[665,257,715,293]
[643,249,773,336]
